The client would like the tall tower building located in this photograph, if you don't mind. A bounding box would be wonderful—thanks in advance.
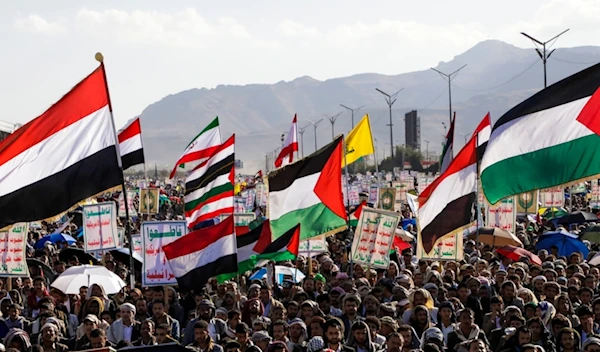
[405,110,420,150]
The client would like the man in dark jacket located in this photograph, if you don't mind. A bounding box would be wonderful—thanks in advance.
[323,318,355,352]
[183,299,227,345]
[447,308,489,352]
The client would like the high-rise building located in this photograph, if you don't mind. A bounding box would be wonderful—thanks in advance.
[405,110,420,150]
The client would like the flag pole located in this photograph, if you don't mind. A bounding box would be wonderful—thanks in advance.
[96,53,136,289]
[343,134,354,279]
[475,132,480,250]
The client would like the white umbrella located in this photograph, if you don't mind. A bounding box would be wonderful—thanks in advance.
[51,264,126,294]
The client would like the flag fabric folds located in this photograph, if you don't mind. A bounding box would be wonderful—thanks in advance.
[217,221,300,282]
[440,114,455,173]
[418,116,480,254]
[163,215,237,291]
[268,136,347,240]
[118,117,145,170]
[0,64,122,229]
[472,112,491,163]
[342,114,375,167]
[275,114,298,168]
[184,135,235,229]
[170,117,221,178]
[481,63,600,204]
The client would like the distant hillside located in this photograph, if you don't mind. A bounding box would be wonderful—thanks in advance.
[138,40,600,172]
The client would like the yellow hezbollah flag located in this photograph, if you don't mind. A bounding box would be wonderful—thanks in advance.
[343,114,375,166]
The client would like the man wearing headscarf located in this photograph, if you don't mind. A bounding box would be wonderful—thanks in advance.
[107,303,141,344]
[182,299,227,346]
[346,321,380,352]
[288,318,308,352]
[40,323,69,352]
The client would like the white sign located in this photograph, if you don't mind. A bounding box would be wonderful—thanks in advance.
[299,235,328,256]
[131,235,143,257]
[118,191,138,218]
[417,230,465,261]
[141,221,187,286]
[255,183,268,207]
[591,180,600,209]
[406,193,419,216]
[486,197,516,233]
[540,187,565,208]
[0,223,30,277]
[220,213,256,227]
[348,185,360,206]
[368,185,379,205]
[351,207,400,269]
[83,202,119,252]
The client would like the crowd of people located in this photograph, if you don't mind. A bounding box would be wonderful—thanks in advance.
[2,180,600,352]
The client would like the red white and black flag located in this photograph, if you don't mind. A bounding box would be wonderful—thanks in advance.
[275,114,298,168]
[472,112,491,163]
[0,64,122,228]
[118,117,145,170]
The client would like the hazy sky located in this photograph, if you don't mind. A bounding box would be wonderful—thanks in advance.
[1,0,598,129]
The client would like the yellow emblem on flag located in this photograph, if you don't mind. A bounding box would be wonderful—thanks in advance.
[343,114,375,167]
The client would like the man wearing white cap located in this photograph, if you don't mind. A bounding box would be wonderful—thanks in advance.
[107,303,141,344]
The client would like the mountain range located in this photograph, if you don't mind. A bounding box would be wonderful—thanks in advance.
[138,39,600,172]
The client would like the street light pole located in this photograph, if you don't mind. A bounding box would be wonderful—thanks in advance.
[308,118,324,152]
[324,112,343,141]
[298,125,309,158]
[521,29,570,88]
[340,104,365,128]
[459,132,468,144]
[424,140,430,162]
[375,88,403,162]
[431,64,467,124]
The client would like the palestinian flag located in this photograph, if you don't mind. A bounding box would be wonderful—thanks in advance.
[217,221,300,282]
[418,114,482,254]
[170,117,221,178]
[349,200,367,227]
[185,135,234,229]
[118,117,145,170]
[163,215,238,291]
[440,113,455,173]
[268,136,347,240]
[0,64,122,229]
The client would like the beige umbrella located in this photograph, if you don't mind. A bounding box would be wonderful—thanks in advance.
[467,227,523,248]
[396,228,414,242]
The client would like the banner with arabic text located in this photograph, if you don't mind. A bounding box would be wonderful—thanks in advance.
[540,186,565,208]
[299,235,328,255]
[416,228,466,261]
[0,223,29,276]
[142,221,187,286]
[591,180,600,209]
[351,207,400,269]
[220,213,256,227]
[131,235,143,257]
[83,202,119,252]
[118,191,138,218]
[486,197,516,232]
[368,185,379,205]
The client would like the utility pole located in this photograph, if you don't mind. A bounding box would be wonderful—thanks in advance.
[308,118,324,152]
[324,112,342,141]
[521,29,570,88]
[375,88,403,162]
[459,132,468,144]
[340,104,365,128]
[298,125,309,158]
[424,140,430,162]
[431,64,467,124]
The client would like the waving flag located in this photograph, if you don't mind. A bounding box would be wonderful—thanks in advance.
[170,117,221,178]
[275,114,298,168]
[118,117,145,170]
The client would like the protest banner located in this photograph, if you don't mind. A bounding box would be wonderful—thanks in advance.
[351,207,400,269]
[540,187,565,208]
[486,197,516,232]
[83,202,119,252]
[234,196,246,213]
[379,188,396,211]
[0,223,30,276]
[118,191,138,218]
[131,235,143,257]
[573,182,587,194]
[591,180,600,209]
[139,188,159,214]
[416,227,466,261]
[348,185,360,206]
[141,221,186,286]
[406,193,419,216]
[255,183,268,207]
[516,191,538,214]
[220,213,256,227]
[299,235,328,256]
[244,189,256,209]
[368,185,379,205]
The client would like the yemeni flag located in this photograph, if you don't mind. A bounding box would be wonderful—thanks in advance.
[118,117,145,170]
[170,117,221,178]
[268,136,347,240]
[418,114,481,254]
[481,63,600,205]
[185,135,234,229]
[0,64,122,229]
[275,114,299,168]
[163,215,237,291]
[440,113,455,173]
[349,200,367,227]
[472,112,491,163]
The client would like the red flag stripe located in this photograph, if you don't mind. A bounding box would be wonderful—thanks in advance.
[118,118,142,143]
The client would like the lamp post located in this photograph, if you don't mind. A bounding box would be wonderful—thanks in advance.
[375,88,403,162]
[298,125,309,158]
[308,118,324,152]
[340,104,365,128]
[521,29,570,88]
[431,64,467,124]
[324,112,343,141]
[424,140,430,162]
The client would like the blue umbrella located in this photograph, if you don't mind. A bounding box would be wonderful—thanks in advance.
[34,233,76,250]
[402,219,416,230]
[535,230,589,258]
